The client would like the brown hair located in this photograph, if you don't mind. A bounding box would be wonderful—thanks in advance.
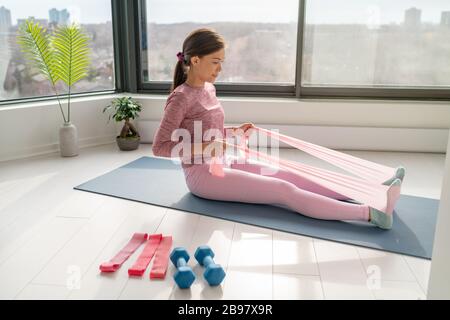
[170,28,226,93]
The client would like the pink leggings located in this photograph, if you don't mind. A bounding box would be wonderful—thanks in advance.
[183,156,370,222]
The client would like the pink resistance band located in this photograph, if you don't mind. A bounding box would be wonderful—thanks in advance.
[256,127,394,183]
[99,233,148,272]
[209,126,400,213]
[128,234,162,276]
[150,236,173,279]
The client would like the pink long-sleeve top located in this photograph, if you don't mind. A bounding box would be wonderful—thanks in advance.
[152,81,232,169]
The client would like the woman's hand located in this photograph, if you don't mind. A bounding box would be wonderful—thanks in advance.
[209,139,229,157]
[234,122,255,137]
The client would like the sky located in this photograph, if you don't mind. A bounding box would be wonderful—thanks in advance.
[0,0,449,25]
[0,0,112,24]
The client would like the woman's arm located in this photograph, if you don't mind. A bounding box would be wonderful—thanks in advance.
[152,93,226,159]
[152,92,188,158]
[191,140,227,158]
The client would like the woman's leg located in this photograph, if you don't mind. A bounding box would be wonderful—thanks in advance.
[228,156,353,201]
[187,165,369,222]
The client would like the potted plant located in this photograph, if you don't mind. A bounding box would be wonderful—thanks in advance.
[17,19,91,157]
[103,97,142,151]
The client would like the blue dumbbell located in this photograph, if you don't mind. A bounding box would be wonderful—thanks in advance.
[170,247,196,289]
[194,245,226,286]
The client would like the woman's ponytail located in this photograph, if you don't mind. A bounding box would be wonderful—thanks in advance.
[170,59,187,93]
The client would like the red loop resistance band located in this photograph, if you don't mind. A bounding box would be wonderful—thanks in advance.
[128,234,162,276]
[150,236,173,279]
[99,233,173,280]
[99,233,148,272]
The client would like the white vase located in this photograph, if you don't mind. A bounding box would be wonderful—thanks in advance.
[59,122,78,157]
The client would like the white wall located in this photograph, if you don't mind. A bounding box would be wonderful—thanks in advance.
[427,129,450,299]
[0,93,449,162]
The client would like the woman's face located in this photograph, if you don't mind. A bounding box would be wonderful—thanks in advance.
[191,48,225,83]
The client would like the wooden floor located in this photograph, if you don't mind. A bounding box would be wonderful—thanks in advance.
[0,143,444,300]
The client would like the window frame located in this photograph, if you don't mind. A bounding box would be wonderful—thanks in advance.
[136,0,299,98]
[135,0,450,101]
[0,0,123,106]
[1,0,449,106]
[298,0,450,101]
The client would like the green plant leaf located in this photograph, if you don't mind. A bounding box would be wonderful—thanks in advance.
[52,24,91,87]
[103,97,142,122]
[17,19,59,85]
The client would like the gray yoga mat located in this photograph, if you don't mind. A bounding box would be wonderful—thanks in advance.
[74,156,438,259]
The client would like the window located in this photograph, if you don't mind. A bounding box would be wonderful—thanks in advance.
[302,0,450,89]
[0,0,115,102]
[140,0,299,86]
[1,1,448,102]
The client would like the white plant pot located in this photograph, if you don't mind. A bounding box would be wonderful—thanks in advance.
[59,122,79,157]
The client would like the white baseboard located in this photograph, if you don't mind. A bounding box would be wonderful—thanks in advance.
[137,120,449,153]
[1,123,447,163]
[0,135,116,162]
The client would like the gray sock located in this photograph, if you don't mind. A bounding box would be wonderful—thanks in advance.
[369,178,401,229]
[369,207,393,230]
[382,166,405,185]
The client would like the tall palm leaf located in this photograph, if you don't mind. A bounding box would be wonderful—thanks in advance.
[53,24,91,123]
[17,19,66,122]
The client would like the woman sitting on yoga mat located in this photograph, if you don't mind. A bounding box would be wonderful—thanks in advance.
[152,28,403,230]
